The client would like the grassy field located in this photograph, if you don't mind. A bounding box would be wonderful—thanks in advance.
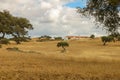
[0,38,120,80]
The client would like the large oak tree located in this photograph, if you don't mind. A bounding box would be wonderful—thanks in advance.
[0,10,33,44]
[78,0,120,35]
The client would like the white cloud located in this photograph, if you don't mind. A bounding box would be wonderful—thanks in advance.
[0,0,106,37]
[40,1,52,9]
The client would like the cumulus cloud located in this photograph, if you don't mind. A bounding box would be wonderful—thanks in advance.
[0,0,106,37]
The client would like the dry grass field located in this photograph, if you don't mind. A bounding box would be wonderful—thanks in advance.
[0,38,120,80]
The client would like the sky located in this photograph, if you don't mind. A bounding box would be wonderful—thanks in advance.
[65,0,87,8]
[0,0,106,37]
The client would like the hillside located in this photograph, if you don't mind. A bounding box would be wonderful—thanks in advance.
[0,38,120,80]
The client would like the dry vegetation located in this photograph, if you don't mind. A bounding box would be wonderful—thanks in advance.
[0,38,120,80]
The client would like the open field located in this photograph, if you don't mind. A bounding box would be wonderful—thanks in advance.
[0,38,120,80]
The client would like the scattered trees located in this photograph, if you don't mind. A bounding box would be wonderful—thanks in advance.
[0,10,33,44]
[39,35,52,40]
[57,41,69,52]
[37,36,63,42]
[37,35,52,42]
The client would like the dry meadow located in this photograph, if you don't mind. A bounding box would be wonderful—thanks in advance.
[0,38,120,80]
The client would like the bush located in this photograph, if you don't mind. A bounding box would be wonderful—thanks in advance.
[101,36,114,45]
[57,41,69,52]
[90,34,95,39]
[0,38,10,44]
[39,35,51,40]
[37,35,53,42]
[54,37,63,40]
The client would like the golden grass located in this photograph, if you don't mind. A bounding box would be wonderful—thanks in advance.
[0,38,120,80]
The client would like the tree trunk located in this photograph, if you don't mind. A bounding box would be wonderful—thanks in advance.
[2,32,5,38]
[16,39,20,44]
[11,33,21,44]
[103,42,106,46]
[15,36,21,44]
[62,46,66,52]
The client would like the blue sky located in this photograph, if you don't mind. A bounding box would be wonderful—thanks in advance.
[65,0,87,8]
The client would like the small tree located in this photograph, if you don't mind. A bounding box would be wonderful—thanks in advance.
[57,41,69,52]
[101,36,114,46]
[90,34,95,39]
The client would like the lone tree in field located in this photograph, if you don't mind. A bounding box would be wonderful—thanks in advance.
[101,36,115,45]
[90,34,95,39]
[57,41,69,52]
[0,10,33,44]
[77,0,120,35]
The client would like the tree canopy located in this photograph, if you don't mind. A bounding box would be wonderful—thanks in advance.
[0,10,33,44]
[77,0,120,35]
[57,41,69,52]
[90,34,95,39]
[101,36,115,45]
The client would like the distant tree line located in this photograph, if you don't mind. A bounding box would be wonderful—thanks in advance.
[0,10,33,44]
[37,35,63,42]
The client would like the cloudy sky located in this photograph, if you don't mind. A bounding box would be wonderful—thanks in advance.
[0,0,106,37]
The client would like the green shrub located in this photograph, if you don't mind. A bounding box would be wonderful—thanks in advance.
[57,41,69,52]
[101,36,114,45]
[0,38,10,44]
[39,35,51,40]
[90,34,95,39]
[54,37,63,40]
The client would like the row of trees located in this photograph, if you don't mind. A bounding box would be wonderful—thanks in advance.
[37,35,63,42]
[0,10,33,44]
[89,34,120,46]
